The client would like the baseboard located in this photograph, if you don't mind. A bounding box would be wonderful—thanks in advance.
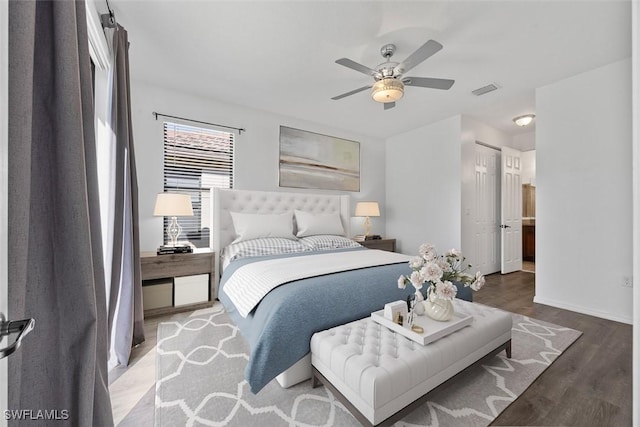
[533,296,632,325]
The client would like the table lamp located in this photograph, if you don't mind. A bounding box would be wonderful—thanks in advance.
[153,192,193,247]
[355,201,380,239]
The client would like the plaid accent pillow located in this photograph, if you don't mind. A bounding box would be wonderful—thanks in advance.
[299,235,363,251]
[221,237,310,270]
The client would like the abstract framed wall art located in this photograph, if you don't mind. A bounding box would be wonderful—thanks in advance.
[279,126,360,191]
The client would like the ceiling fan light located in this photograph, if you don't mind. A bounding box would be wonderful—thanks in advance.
[371,78,404,103]
[513,114,535,127]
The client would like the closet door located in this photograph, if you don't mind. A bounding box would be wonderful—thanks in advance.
[474,144,500,275]
[500,146,523,274]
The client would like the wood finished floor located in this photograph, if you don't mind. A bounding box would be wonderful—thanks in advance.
[522,260,535,272]
[110,271,632,426]
[474,271,632,426]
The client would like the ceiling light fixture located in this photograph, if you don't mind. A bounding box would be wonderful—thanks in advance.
[371,78,404,103]
[513,114,536,127]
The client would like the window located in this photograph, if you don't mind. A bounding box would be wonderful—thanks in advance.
[163,121,234,248]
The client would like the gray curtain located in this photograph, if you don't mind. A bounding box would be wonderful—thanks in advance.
[106,24,145,366]
[8,1,113,425]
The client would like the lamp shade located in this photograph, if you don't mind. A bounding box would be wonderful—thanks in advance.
[355,201,380,217]
[153,193,194,217]
[371,78,404,103]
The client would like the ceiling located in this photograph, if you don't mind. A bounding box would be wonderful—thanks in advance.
[109,1,631,139]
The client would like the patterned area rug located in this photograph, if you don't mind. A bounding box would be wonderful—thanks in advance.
[155,305,581,426]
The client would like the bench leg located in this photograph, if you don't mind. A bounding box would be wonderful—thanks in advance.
[312,367,373,426]
[311,371,321,389]
[505,339,512,359]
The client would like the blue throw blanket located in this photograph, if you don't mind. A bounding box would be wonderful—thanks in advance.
[218,247,472,393]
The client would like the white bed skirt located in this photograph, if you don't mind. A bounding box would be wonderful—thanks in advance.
[275,354,312,388]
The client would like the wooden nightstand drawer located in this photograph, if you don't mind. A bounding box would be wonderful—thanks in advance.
[357,238,396,252]
[141,252,213,280]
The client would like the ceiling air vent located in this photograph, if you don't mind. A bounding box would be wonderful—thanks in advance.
[472,83,499,96]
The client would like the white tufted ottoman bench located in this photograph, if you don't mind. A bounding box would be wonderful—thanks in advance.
[310,300,513,426]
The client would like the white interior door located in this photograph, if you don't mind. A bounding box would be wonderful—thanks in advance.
[1,1,9,424]
[474,143,501,275]
[500,146,523,273]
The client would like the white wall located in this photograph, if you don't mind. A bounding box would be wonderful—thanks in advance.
[130,81,387,251]
[385,115,462,255]
[512,131,535,151]
[462,117,513,151]
[385,114,514,264]
[536,58,633,324]
[521,150,536,186]
[460,116,512,269]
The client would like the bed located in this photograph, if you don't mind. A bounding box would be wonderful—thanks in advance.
[213,188,472,393]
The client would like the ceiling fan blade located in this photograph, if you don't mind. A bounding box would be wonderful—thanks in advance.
[384,102,396,110]
[335,58,379,77]
[403,77,455,90]
[397,40,443,74]
[331,85,372,100]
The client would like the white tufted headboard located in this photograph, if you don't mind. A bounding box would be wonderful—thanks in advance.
[211,188,350,295]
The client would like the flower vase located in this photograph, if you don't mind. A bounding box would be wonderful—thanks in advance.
[413,296,425,316]
[407,292,425,317]
[424,293,454,321]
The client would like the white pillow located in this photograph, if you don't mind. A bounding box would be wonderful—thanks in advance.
[230,211,296,243]
[294,210,345,237]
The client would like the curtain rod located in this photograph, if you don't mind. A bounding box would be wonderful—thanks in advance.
[152,112,246,134]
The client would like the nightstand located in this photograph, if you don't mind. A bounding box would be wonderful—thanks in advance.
[357,238,396,252]
[140,250,215,318]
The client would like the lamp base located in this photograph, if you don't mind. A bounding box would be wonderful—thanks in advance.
[167,216,182,247]
[363,216,372,237]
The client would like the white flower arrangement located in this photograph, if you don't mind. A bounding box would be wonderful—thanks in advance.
[398,243,485,301]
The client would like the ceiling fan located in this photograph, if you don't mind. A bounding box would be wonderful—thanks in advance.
[331,39,455,110]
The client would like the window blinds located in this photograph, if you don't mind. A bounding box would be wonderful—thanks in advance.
[163,121,234,247]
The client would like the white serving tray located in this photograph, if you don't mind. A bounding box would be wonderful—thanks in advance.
[371,308,473,345]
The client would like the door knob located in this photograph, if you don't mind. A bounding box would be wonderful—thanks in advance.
[499,224,511,229]
[0,313,35,360]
